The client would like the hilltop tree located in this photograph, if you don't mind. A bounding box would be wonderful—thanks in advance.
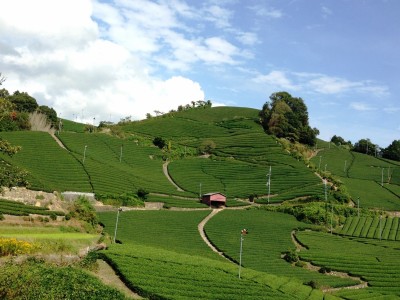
[353,138,378,156]
[331,135,352,147]
[259,92,318,146]
[382,140,400,161]
[38,105,58,126]
[9,91,38,113]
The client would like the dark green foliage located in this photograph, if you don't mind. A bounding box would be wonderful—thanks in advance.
[136,188,149,200]
[353,138,378,156]
[382,140,400,161]
[0,261,127,299]
[283,248,299,263]
[153,136,166,149]
[331,135,352,147]
[70,196,98,228]
[198,139,216,154]
[38,105,58,126]
[0,213,4,221]
[259,91,318,146]
[8,90,38,113]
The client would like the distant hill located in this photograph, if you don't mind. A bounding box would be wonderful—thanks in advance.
[1,106,399,209]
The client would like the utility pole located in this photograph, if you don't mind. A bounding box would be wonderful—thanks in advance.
[344,160,347,173]
[266,166,271,204]
[238,229,248,279]
[83,145,87,164]
[120,144,123,162]
[199,183,202,201]
[381,168,384,187]
[113,208,123,243]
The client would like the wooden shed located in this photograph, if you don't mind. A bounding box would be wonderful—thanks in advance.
[201,192,226,207]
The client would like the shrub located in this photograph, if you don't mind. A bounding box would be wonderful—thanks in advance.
[50,212,57,221]
[0,238,36,256]
[153,136,166,149]
[137,188,149,200]
[0,213,4,221]
[319,266,332,274]
[283,248,299,263]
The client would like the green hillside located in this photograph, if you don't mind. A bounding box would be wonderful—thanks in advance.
[1,106,399,210]
[311,143,400,210]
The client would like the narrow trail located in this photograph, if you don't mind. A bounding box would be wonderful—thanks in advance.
[197,208,229,259]
[50,132,68,150]
[92,260,142,299]
[163,161,184,191]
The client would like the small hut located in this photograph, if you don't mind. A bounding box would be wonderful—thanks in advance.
[201,192,226,207]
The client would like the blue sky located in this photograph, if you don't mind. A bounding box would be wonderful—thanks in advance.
[0,0,398,147]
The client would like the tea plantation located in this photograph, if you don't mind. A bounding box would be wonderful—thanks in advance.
[98,209,332,299]
[1,106,400,299]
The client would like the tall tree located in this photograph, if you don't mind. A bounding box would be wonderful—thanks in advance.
[382,140,400,161]
[259,91,318,146]
[353,138,378,156]
[9,91,38,113]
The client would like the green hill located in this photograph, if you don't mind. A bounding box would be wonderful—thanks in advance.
[1,106,399,210]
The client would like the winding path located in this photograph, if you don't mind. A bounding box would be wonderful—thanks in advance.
[163,161,184,191]
[197,208,229,259]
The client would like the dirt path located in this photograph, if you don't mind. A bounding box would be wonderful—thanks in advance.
[163,161,184,191]
[197,208,229,259]
[92,260,142,299]
[50,132,68,150]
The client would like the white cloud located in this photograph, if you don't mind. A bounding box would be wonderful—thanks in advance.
[236,32,260,46]
[248,4,283,18]
[321,6,333,18]
[350,102,375,111]
[0,0,209,124]
[204,5,233,29]
[253,71,298,90]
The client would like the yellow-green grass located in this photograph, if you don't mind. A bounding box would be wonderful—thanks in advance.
[0,225,98,254]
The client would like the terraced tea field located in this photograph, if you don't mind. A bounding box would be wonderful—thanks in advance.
[311,144,400,210]
[339,216,400,240]
[296,230,400,298]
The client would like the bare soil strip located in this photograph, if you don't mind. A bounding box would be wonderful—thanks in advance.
[92,259,142,299]
[197,208,228,259]
[163,161,184,191]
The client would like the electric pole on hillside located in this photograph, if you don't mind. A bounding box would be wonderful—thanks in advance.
[113,207,123,243]
[266,166,271,204]
[83,145,87,164]
[238,228,248,279]
[199,183,202,200]
[120,144,123,162]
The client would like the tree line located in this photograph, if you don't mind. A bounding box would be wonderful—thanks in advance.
[259,91,399,162]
